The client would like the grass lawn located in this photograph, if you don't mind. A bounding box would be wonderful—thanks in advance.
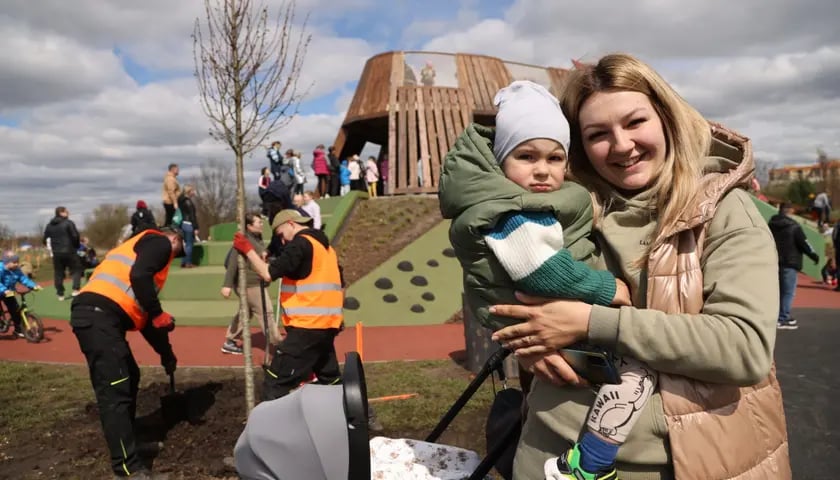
[0,359,502,479]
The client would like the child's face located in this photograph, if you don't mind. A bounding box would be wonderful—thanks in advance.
[4,261,18,270]
[501,139,567,193]
[303,193,313,203]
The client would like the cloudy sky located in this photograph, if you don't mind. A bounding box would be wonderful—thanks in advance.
[1,0,838,233]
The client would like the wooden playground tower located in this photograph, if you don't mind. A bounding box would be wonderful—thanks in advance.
[332,51,568,195]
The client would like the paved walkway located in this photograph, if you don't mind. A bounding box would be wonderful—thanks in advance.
[2,273,838,366]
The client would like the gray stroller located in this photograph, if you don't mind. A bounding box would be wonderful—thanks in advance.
[234,348,521,479]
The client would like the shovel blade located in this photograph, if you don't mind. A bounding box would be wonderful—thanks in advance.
[161,391,188,426]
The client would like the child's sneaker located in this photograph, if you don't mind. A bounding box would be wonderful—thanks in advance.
[544,443,618,480]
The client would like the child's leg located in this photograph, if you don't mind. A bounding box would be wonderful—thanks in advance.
[581,357,657,469]
[547,356,657,478]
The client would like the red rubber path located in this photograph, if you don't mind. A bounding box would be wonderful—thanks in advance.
[2,273,839,366]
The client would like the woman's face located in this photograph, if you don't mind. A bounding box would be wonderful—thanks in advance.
[578,90,667,191]
[247,217,263,234]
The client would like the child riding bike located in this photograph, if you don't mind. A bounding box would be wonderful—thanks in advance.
[0,253,41,338]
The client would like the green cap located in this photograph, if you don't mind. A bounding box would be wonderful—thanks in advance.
[271,209,313,230]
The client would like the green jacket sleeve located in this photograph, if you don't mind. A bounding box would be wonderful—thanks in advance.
[515,248,616,306]
[588,189,778,386]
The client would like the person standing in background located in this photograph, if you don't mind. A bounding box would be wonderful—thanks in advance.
[312,145,330,198]
[327,145,341,197]
[348,154,363,192]
[130,200,157,237]
[43,206,82,301]
[267,141,284,182]
[378,154,389,196]
[813,191,831,228]
[769,202,820,329]
[161,163,181,227]
[178,185,200,268]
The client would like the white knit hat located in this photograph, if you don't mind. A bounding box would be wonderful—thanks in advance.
[492,80,569,164]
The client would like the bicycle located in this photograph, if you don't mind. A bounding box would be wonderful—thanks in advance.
[0,289,45,343]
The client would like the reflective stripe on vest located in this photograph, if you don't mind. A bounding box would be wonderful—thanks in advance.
[279,235,343,329]
[80,230,172,330]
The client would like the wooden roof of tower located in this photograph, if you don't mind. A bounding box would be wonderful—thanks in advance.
[332,51,569,195]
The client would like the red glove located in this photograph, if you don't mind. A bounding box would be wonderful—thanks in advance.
[232,232,254,255]
[152,312,175,331]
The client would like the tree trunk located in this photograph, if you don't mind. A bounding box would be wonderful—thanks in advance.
[235,150,256,413]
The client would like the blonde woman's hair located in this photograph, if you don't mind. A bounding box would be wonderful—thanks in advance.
[560,53,711,249]
[184,184,196,196]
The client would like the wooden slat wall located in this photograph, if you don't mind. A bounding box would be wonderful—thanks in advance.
[455,54,512,113]
[388,86,473,194]
[345,53,395,122]
[387,53,405,195]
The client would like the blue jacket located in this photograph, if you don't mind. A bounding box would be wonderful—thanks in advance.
[0,263,37,294]
[339,161,351,186]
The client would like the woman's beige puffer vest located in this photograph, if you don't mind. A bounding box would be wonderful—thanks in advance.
[646,124,791,479]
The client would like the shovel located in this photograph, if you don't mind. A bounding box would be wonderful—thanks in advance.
[161,372,188,426]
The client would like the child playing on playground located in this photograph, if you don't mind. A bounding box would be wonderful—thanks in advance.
[439,80,654,480]
[0,253,41,337]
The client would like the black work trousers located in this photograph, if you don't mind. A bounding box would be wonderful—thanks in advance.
[262,325,341,401]
[71,305,144,477]
[53,252,81,296]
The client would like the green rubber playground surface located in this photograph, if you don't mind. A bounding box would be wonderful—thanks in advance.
[342,220,462,327]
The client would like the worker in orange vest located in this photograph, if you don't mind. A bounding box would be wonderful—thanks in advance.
[232,209,345,401]
[70,227,183,479]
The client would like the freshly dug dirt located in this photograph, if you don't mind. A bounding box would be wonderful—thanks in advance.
[2,368,491,480]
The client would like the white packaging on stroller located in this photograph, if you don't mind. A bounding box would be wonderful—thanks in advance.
[369,436,491,480]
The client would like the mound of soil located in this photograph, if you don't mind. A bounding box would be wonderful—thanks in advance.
[2,368,492,480]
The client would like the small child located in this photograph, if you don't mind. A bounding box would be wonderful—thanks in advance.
[339,159,351,196]
[440,81,655,480]
[0,253,40,337]
[301,191,322,230]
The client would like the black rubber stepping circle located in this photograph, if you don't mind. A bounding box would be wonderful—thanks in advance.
[410,276,428,287]
[410,304,425,313]
[397,261,414,272]
[374,278,393,289]
[343,297,360,310]
[421,292,435,301]
[427,259,439,267]
[383,294,398,303]
[442,248,456,258]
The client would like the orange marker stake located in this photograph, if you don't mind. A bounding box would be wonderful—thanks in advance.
[368,393,419,403]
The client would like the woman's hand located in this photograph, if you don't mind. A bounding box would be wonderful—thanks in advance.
[490,293,591,355]
[612,278,631,306]
[518,352,589,387]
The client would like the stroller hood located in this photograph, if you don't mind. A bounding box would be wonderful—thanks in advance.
[234,385,349,480]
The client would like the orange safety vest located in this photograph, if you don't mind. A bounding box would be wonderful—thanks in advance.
[279,234,343,329]
[80,230,173,330]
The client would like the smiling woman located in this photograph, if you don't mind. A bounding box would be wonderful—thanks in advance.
[494,53,791,480]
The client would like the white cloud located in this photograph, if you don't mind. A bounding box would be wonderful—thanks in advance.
[1,0,839,234]
[0,22,133,110]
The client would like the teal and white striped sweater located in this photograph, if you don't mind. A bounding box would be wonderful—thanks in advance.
[484,211,616,306]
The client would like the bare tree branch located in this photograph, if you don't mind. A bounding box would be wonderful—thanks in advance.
[193,0,311,413]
